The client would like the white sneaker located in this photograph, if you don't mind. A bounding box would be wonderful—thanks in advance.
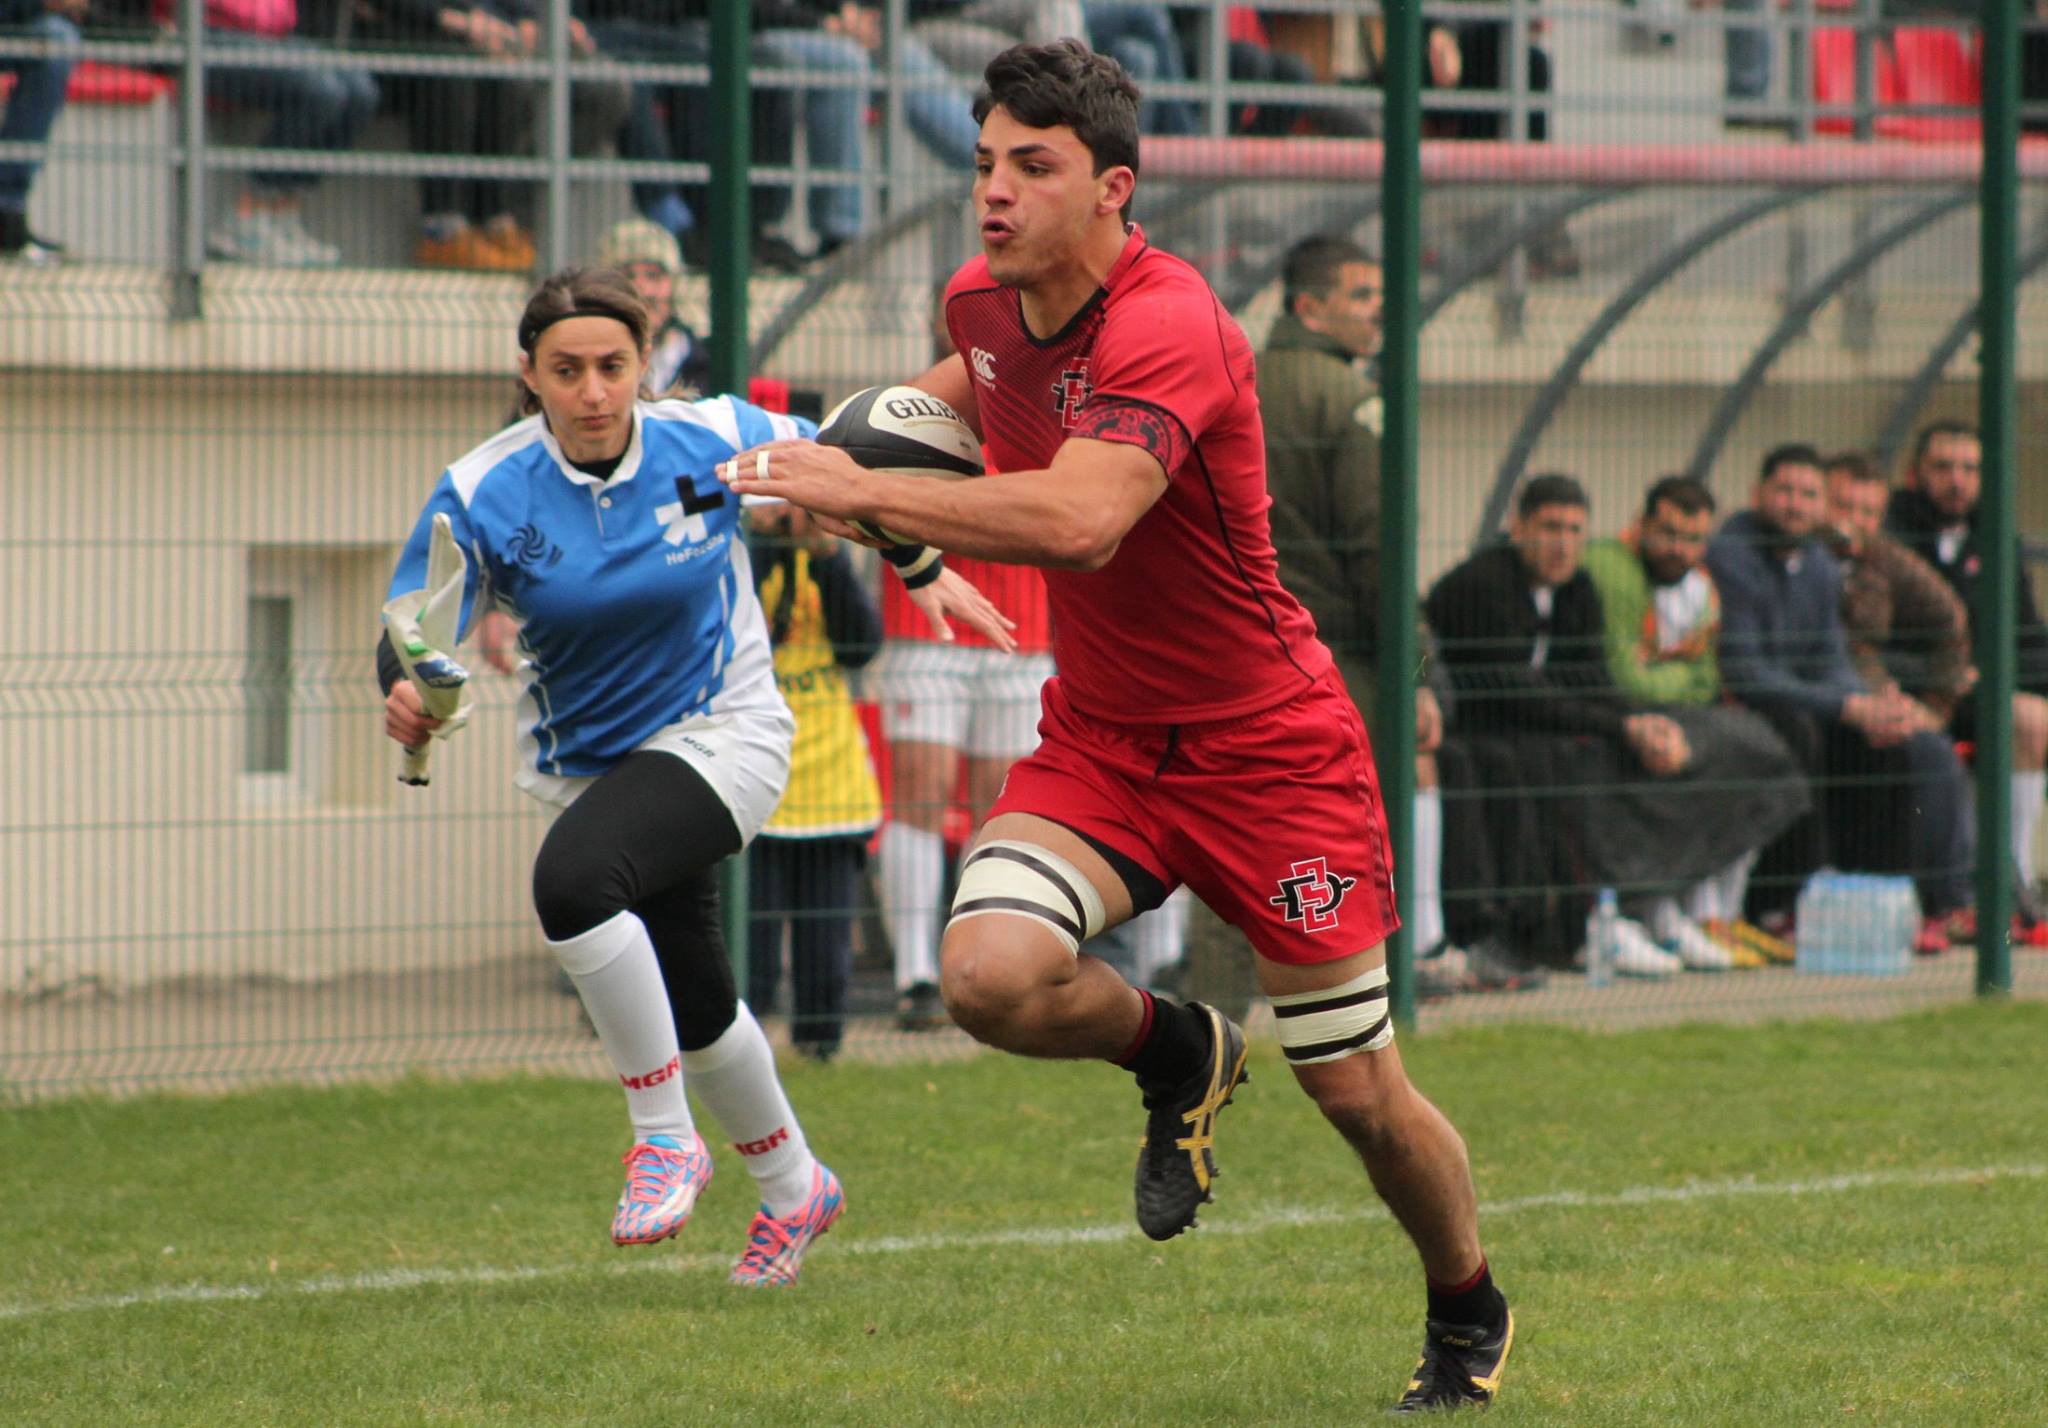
[1665,916,1735,972]
[1610,919,1683,977]
[208,209,340,268]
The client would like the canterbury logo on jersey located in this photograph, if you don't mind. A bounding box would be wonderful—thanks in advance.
[970,346,997,383]
[1269,856,1357,933]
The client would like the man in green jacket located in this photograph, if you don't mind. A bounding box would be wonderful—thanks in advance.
[1260,234,1392,706]
[1581,474,1724,709]
[1212,233,1492,996]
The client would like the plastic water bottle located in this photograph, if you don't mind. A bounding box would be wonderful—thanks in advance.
[1586,888,1618,988]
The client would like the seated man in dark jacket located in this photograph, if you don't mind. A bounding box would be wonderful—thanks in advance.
[1709,443,1973,949]
[1427,475,1727,977]
[1884,420,2048,910]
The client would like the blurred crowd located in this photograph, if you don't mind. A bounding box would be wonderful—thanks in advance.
[4,3,1598,266]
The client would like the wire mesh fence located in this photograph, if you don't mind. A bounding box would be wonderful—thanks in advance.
[5,1,2047,1099]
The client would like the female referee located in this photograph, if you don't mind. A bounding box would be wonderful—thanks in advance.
[379,268,1012,1285]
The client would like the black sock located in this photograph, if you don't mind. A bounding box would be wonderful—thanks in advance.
[1114,991,1212,1089]
[1426,1260,1508,1332]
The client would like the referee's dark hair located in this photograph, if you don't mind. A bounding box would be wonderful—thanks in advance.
[1642,474,1716,520]
[976,40,1142,220]
[511,267,650,418]
[1517,472,1589,519]
[1282,234,1377,316]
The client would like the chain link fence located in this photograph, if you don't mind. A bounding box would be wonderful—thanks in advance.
[5,1,2046,1097]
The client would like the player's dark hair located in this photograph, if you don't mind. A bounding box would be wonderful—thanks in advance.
[1911,419,1978,466]
[1282,234,1377,314]
[1824,450,1885,487]
[1758,443,1825,485]
[1643,474,1715,520]
[512,267,651,417]
[974,40,1142,221]
[1517,472,1588,519]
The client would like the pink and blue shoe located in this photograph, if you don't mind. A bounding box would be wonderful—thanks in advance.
[610,1133,713,1246]
[729,1163,845,1287]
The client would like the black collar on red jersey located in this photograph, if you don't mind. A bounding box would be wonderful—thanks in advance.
[1015,224,1151,349]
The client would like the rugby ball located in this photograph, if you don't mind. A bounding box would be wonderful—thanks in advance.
[815,384,982,545]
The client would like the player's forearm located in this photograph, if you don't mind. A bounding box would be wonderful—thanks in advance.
[859,468,1121,571]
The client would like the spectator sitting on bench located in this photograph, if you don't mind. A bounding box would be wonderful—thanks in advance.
[1708,443,1975,955]
[1,0,83,261]
[153,0,375,266]
[1881,420,2048,925]
[1582,474,1812,970]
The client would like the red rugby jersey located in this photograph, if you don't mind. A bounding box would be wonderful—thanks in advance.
[943,226,1330,723]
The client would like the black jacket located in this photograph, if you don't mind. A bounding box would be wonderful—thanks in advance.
[1884,486,2048,694]
[1425,544,1624,738]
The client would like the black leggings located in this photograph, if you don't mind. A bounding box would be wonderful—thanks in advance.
[532,751,746,1050]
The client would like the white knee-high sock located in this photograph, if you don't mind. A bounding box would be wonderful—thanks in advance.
[549,911,695,1144]
[683,1003,818,1216]
[2013,772,2046,885]
[1410,787,1446,952]
[879,821,944,990]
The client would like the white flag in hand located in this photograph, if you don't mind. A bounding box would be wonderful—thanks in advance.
[382,512,474,786]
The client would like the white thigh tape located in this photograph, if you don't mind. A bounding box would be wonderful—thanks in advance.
[949,839,1108,956]
[1269,965,1394,1064]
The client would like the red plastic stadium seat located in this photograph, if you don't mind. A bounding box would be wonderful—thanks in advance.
[1877,26,1981,143]
[1810,27,1900,136]
[69,60,171,105]
[0,61,170,106]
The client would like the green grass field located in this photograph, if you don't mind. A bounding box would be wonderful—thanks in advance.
[5,1001,2045,1426]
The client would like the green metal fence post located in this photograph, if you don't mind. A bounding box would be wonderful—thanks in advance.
[710,0,753,985]
[1378,0,1423,1027]
[1975,0,2019,996]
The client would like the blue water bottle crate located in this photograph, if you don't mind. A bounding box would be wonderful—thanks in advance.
[1794,871,1918,976]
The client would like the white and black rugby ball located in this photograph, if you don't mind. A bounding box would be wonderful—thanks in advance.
[815,384,981,545]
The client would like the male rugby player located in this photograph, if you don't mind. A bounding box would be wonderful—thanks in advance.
[728,40,1512,1412]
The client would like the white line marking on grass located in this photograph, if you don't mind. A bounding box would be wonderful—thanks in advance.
[4,1161,2040,1322]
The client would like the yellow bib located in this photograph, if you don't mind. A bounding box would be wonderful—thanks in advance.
[759,549,882,837]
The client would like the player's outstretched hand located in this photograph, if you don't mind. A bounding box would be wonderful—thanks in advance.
[721,439,875,524]
[911,567,1018,653]
[384,679,445,749]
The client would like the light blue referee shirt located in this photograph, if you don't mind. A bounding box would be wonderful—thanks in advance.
[387,396,815,785]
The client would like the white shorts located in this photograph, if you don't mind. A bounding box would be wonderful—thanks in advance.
[867,641,1054,760]
[517,700,796,845]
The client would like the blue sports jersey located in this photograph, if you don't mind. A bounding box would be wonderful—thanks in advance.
[387,396,815,783]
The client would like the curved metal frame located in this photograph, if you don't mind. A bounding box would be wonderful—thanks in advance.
[1418,189,1624,327]
[1872,222,2048,472]
[1685,189,1975,482]
[1476,189,1819,546]
[748,177,1229,374]
[753,183,1627,377]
